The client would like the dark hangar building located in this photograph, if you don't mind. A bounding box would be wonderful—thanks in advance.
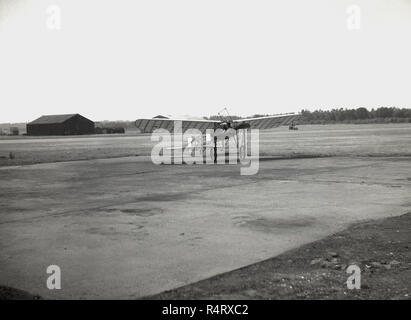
[27,114,95,136]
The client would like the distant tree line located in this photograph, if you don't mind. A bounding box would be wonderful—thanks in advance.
[95,121,134,130]
[299,107,411,124]
[206,107,411,124]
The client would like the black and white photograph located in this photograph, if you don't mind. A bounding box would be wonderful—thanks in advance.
[0,0,410,310]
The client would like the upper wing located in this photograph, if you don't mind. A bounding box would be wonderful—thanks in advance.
[135,118,219,133]
[234,113,301,130]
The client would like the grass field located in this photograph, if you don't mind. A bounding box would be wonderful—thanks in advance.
[1,123,411,167]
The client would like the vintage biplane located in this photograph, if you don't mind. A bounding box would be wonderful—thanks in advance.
[135,108,301,163]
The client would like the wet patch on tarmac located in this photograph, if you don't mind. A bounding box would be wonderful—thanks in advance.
[86,226,121,237]
[234,216,317,233]
[259,153,333,161]
[129,223,145,230]
[101,206,164,217]
[85,223,148,240]
[120,208,163,217]
[134,193,188,202]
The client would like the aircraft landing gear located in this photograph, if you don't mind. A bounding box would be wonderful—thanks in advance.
[214,136,217,164]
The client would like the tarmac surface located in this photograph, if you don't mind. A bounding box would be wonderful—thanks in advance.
[1,154,411,299]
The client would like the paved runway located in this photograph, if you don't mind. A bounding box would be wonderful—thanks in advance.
[1,156,410,299]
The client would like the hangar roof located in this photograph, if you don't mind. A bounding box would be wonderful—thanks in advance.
[29,114,80,125]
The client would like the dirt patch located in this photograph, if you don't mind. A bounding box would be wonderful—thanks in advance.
[150,212,411,300]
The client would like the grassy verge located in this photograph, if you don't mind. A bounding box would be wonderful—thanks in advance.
[150,212,411,300]
[0,286,41,300]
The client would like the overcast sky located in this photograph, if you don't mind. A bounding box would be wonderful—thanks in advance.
[1,0,411,122]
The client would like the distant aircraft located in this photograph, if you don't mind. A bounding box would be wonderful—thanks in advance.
[135,108,301,134]
[135,108,301,163]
